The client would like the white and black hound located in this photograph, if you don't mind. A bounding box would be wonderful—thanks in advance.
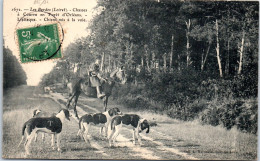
[18,109,70,156]
[108,114,150,147]
[77,107,122,143]
[32,109,56,142]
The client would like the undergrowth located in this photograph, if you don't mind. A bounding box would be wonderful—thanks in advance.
[111,70,258,134]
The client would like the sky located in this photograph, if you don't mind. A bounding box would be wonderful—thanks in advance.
[3,0,97,86]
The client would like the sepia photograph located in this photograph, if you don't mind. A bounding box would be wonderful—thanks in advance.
[2,0,258,160]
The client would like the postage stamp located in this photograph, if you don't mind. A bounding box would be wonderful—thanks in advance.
[16,23,62,63]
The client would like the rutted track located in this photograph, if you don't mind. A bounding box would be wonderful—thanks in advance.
[48,93,163,160]
[42,92,198,160]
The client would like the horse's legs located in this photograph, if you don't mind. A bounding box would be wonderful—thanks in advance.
[103,96,108,112]
[73,92,80,120]
[66,93,75,109]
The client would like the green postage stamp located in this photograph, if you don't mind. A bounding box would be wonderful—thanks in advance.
[16,23,62,63]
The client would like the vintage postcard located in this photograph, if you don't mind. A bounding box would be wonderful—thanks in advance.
[3,0,258,160]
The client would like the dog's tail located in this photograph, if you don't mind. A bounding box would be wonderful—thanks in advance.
[17,122,27,148]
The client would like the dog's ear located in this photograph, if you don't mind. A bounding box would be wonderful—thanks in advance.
[143,120,150,133]
[140,119,150,133]
[33,109,41,117]
[108,108,113,117]
[33,109,37,117]
[146,124,150,133]
[114,107,122,115]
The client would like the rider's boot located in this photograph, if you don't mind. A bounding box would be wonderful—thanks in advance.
[96,86,105,98]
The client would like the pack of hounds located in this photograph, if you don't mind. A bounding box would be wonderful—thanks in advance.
[17,107,150,156]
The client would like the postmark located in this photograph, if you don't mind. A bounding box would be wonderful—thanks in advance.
[16,23,62,63]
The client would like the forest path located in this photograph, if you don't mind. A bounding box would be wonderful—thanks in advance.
[3,86,256,160]
[48,92,197,160]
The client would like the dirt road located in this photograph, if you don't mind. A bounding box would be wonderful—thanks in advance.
[47,92,197,160]
[3,86,257,160]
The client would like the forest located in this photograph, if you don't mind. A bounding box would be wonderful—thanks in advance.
[39,0,258,134]
[3,42,27,90]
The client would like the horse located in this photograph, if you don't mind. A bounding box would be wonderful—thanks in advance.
[66,69,126,120]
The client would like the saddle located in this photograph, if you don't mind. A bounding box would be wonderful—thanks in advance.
[84,74,107,98]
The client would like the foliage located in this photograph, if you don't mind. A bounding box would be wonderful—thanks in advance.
[3,45,27,89]
[39,1,258,134]
[112,69,257,133]
[199,99,257,134]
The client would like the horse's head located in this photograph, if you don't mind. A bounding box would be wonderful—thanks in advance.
[110,68,127,84]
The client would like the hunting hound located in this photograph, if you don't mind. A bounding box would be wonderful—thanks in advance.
[108,114,150,147]
[77,107,122,144]
[32,109,56,142]
[18,109,70,156]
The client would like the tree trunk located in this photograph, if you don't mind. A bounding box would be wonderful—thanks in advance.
[130,42,133,69]
[145,48,150,71]
[146,56,150,71]
[185,19,192,67]
[151,52,155,69]
[163,53,167,72]
[201,43,211,71]
[170,35,174,69]
[113,60,116,70]
[141,56,144,67]
[225,36,230,75]
[73,63,76,73]
[215,19,223,78]
[225,10,230,75]
[100,52,105,72]
[108,54,111,72]
[178,53,181,71]
[238,30,245,75]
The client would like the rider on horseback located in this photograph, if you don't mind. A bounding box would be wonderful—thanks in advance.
[89,59,106,98]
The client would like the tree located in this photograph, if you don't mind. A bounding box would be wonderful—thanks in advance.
[215,19,223,77]
[3,44,27,89]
